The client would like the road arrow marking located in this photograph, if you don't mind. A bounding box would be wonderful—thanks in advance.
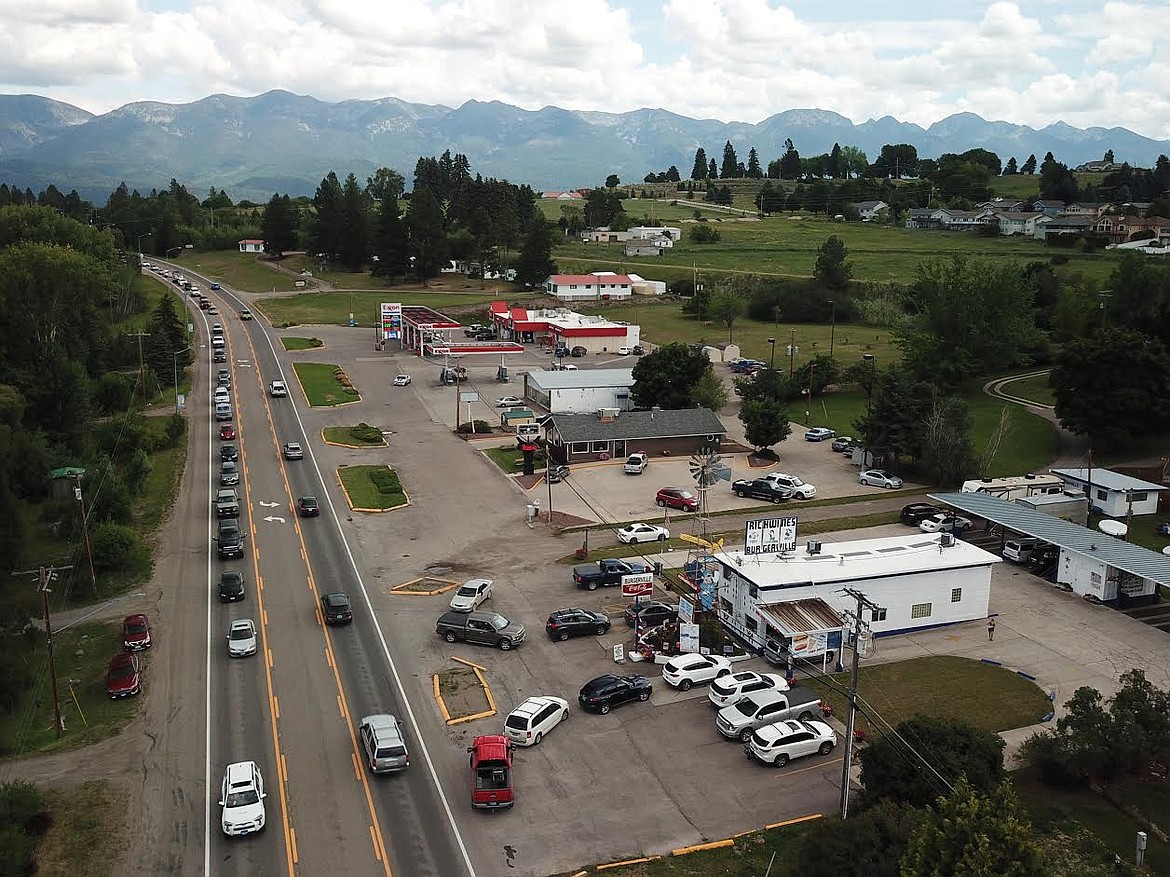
[263,516,287,524]
[259,501,280,507]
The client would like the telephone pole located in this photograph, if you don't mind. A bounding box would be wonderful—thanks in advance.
[13,565,74,738]
[69,472,98,593]
[839,586,882,819]
[126,330,151,400]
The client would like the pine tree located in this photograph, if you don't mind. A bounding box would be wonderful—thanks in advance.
[515,220,556,287]
[1021,153,1037,174]
[708,158,718,179]
[746,148,762,178]
[720,141,739,179]
[691,148,708,180]
[336,173,371,270]
[261,194,298,258]
[371,196,409,280]
[406,187,449,282]
[310,172,344,261]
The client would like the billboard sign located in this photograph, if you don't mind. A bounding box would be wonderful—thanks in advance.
[620,572,654,597]
[677,597,695,624]
[744,516,798,555]
[379,302,402,341]
[679,622,700,653]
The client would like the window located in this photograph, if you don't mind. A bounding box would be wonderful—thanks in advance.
[951,588,962,603]
[911,602,933,619]
[592,441,609,453]
[1097,488,1108,501]
[745,616,758,633]
[1131,491,1148,502]
[748,584,758,599]
[570,442,588,454]
[870,608,887,622]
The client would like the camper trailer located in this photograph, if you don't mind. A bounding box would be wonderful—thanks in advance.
[961,474,1065,501]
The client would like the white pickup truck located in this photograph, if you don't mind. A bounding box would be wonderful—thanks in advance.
[624,452,648,475]
[269,380,287,397]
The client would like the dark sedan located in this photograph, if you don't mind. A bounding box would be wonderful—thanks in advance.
[578,675,652,714]
[900,503,943,525]
[545,608,610,641]
[297,496,320,517]
[624,600,678,628]
[218,571,245,602]
[220,443,238,462]
[320,592,353,625]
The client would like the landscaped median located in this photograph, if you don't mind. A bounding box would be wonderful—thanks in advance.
[280,336,324,351]
[336,464,409,511]
[322,423,387,448]
[292,361,360,406]
[433,657,497,725]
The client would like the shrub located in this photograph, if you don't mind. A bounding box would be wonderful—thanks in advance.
[164,413,187,447]
[457,420,494,434]
[349,423,382,444]
[89,521,151,577]
[369,468,403,495]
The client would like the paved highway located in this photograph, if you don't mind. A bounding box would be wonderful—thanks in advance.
[174,268,475,877]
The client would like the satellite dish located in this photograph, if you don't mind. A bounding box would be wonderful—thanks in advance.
[1098,519,1127,537]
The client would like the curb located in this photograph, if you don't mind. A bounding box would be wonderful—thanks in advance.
[335,465,411,513]
[291,362,363,408]
[435,662,498,726]
[389,576,459,596]
[320,427,388,449]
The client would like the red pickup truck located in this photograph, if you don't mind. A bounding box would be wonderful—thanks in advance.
[468,735,514,809]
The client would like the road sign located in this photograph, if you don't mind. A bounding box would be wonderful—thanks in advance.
[678,597,695,624]
[460,392,479,403]
[621,572,654,597]
[679,622,700,653]
[744,516,798,555]
[612,644,625,664]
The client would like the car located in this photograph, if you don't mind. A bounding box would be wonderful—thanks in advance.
[661,654,733,691]
[623,452,649,474]
[830,435,855,452]
[744,719,838,768]
[122,614,152,650]
[282,442,303,461]
[219,761,266,836]
[220,423,236,440]
[227,619,258,657]
[496,396,524,408]
[762,473,817,499]
[297,496,320,517]
[217,518,245,560]
[920,512,974,534]
[220,461,240,486]
[631,345,645,355]
[213,387,230,404]
[239,309,252,320]
[214,402,233,421]
[106,652,141,698]
[219,571,246,602]
[617,346,632,355]
[468,735,514,809]
[900,503,943,525]
[707,671,789,708]
[208,307,219,315]
[732,478,794,503]
[448,578,493,612]
[210,282,221,290]
[545,607,611,640]
[393,374,412,387]
[359,714,409,773]
[217,369,231,387]
[578,674,652,714]
[656,487,699,512]
[199,298,211,310]
[320,592,353,625]
[269,380,287,397]
[211,323,223,334]
[570,346,588,357]
[804,427,836,442]
[546,463,569,483]
[859,468,903,489]
[436,610,526,649]
[504,696,569,747]
[617,522,670,544]
[220,443,238,462]
[623,600,678,628]
[213,350,227,363]
[561,364,578,370]
[189,288,200,297]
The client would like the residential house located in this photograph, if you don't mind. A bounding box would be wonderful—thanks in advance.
[542,191,584,200]
[1050,468,1168,518]
[979,198,1029,212]
[853,200,889,221]
[581,228,633,244]
[238,239,264,253]
[905,208,939,230]
[523,368,635,413]
[1093,215,1170,245]
[544,408,727,464]
[990,210,1043,236]
[628,273,667,296]
[1031,200,1067,216]
[1122,202,1153,216]
[1063,202,1105,218]
[624,240,668,257]
[935,209,993,231]
[1074,160,1117,173]
[543,273,634,301]
[1034,215,1094,241]
[628,226,682,242]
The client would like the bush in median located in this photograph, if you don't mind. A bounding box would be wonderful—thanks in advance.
[349,423,383,444]
[370,468,403,495]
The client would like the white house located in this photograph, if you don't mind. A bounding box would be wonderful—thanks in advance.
[1050,468,1168,517]
[935,209,993,230]
[628,226,682,242]
[238,239,264,253]
[853,200,888,221]
[712,533,999,656]
[628,273,667,296]
[544,273,634,301]
[581,228,633,243]
[990,210,1043,236]
[523,368,635,413]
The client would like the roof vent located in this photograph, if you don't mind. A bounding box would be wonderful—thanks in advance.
[1024,473,1036,480]
[940,533,956,548]
[806,540,822,555]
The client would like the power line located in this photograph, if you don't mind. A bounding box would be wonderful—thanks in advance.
[11,564,74,740]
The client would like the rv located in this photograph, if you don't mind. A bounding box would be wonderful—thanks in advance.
[961,474,1065,501]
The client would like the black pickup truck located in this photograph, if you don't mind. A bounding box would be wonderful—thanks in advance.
[732,478,794,503]
[572,558,650,591]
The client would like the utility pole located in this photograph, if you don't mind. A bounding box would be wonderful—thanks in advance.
[1099,291,1113,330]
[804,362,816,424]
[13,565,74,738]
[839,586,882,820]
[69,472,98,593]
[788,327,796,380]
[828,299,836,358]
[126,330,151,400]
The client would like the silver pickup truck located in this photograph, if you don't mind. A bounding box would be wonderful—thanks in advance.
[716,686,823,742]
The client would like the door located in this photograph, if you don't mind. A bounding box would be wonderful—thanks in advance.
[466,619,491,645]
[610,682,633,706]
[790,730,816,757]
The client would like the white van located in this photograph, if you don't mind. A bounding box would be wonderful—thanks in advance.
[1003,538,1041,563]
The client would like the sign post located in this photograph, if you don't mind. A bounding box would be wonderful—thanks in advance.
[621,571,655,656]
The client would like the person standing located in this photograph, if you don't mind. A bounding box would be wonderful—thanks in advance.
[987,617,997,641]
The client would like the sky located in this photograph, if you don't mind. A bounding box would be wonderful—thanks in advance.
[3,0,1170,139]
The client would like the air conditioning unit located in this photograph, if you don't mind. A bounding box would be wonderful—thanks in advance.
[940,533,956,548]
[806,540,822,555]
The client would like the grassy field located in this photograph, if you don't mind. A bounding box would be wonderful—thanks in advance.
[1002,371,1057,406]
[257,288,533,328]
[36,781,123,876]
[805,655,1054,736]
[182,250,304,293]
[322,425,387,447]
[281,336,323,351]
[0,622,140,756]
[337,465,408,510]
[292,362,361,406]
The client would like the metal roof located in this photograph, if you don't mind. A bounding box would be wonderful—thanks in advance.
[930,492,1170,586]
[549,408,726,443]
[1050,468,1168,493]
[760,599,845,634]
[526,368,634,390]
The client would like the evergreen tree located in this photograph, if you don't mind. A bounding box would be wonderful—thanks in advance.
[335,173,371,270]
[514,220,557,287]
[666,165,681,182]
[1004,156,1018,175]
[310,172,344,261]
[1021,153,1037,174]
[708,158,718,179]
[720,141,739,179]
[746,147,763,178]
[261,194,298,258]
[691,148,708,180]
[371,196,409,280]
[145,292,189,387]
[779,138,802,179]
[405,187,448,282]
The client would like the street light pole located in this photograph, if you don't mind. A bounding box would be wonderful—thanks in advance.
[788,327,796,380]
[767,337,776,369]
[136,232,152,258]
[828,299,836,358]
[863,354,876,420]
[172,346,191,413]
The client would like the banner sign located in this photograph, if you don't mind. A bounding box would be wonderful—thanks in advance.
[679,623,700,653]
[621,572,654,597]
[744,516,798,555]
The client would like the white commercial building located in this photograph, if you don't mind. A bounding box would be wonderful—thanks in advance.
[522,368,634,413]
[713,533,999,659]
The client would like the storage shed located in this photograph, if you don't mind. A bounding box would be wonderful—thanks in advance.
[1050,468,1167,517]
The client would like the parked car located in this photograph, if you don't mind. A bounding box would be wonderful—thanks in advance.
[572,557,650,590]
[282,442,303,461]
[448,578,494,612]
[504,695,569,747]
[496,396,523,408]
[617,346,632,355]
[716,686,824,741]
[545,608,610,640]
[220,461,240,486]
[731,478,793,503]
[617,522,669,544]
[468,735,514,809]
[220,423,236,440]
[920,513,973,533]
[218,571,246,602]
[624,452,649,475]
[900,503,942,525]
[624,601,677,628]
[297,496,320,517]
[707,671,789,709]
[744,719,837,767]
[577,674,652,714]
[122,614,152,650]
[859,469,903,489]
[269,380,287,397]
[570,346,588,357]
[393,374,412,386]
[219,761,266,836]
[106,652,141,698]
[830,436,854,452]
[320,592,353,625]
[359,714,409,773]
[662,654,733,691]
[656,487,699,511]
[631,345,645,355]
[1003,537,1042,563]
[226,619,258,657]
[220,443,238,462]
[762,473,816,498]
[436,610,526,649]
[804,427,836,442]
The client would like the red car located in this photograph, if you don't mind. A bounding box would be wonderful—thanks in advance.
[122,614,152,650]
[655,487,699,512]
[106,652,141,698]
[220,423,236,440]
[468,735,514,809]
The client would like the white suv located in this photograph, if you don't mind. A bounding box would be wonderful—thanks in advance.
[269,380,287,397]
[744,719,837,767]
[219,761,266,835]
[504,696,569,746]
[763,473,816,498]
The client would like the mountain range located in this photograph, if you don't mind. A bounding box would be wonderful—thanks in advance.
[1,90,1167,202]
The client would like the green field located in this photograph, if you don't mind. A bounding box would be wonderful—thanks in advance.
[322,425,386,447]
[1002,371,1057,406]
[257,289,533,328]
[337,465,408,510]
[280,336,324,351]
[35,781,123,876]
[182,250,305,293]
[292,362,360,406]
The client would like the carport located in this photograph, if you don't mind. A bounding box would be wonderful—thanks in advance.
[931,491,1170,605]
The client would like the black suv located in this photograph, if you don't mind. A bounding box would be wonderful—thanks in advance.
[320,592,353,625]
[545,608,610,641]
[578,675,652,714]
[624,601,678,628]
[218,571,245,602]
[216,519,245,560]
[900,503,942,525]
[220,443,238,462]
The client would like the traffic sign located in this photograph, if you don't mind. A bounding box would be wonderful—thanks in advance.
[620,572,653,597]
[678,597,695,624]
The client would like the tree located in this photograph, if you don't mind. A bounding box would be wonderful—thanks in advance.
[708,290,744,341]
[739,398,791,453]
[1104,149,1115,163]
[872,144,918,178]
[690,148,708,180]
[310,171,344,261]
[1051,328,1170,444]
[779,138,802,179]
[919,392,976,487]
[260,193,297,258]
[735,367,789,404]
[690,371,729,412]
[707,158,718,179]
[365,167,405,203]
[828,142,843,178]
[370,195,409,280]
[336,173,371,270]
[604,174,620,189]
[794,800,922,877]
[1004,156,1018,175]
[630,343,712,410]
[720,141,739,179]
[405,187,448,282]
[688,224,721,244]
[813,235,853,290]
[900,777,1046,877]
[514,220,556,287]
[746,148,762,178]
[1021,153,1037,174]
